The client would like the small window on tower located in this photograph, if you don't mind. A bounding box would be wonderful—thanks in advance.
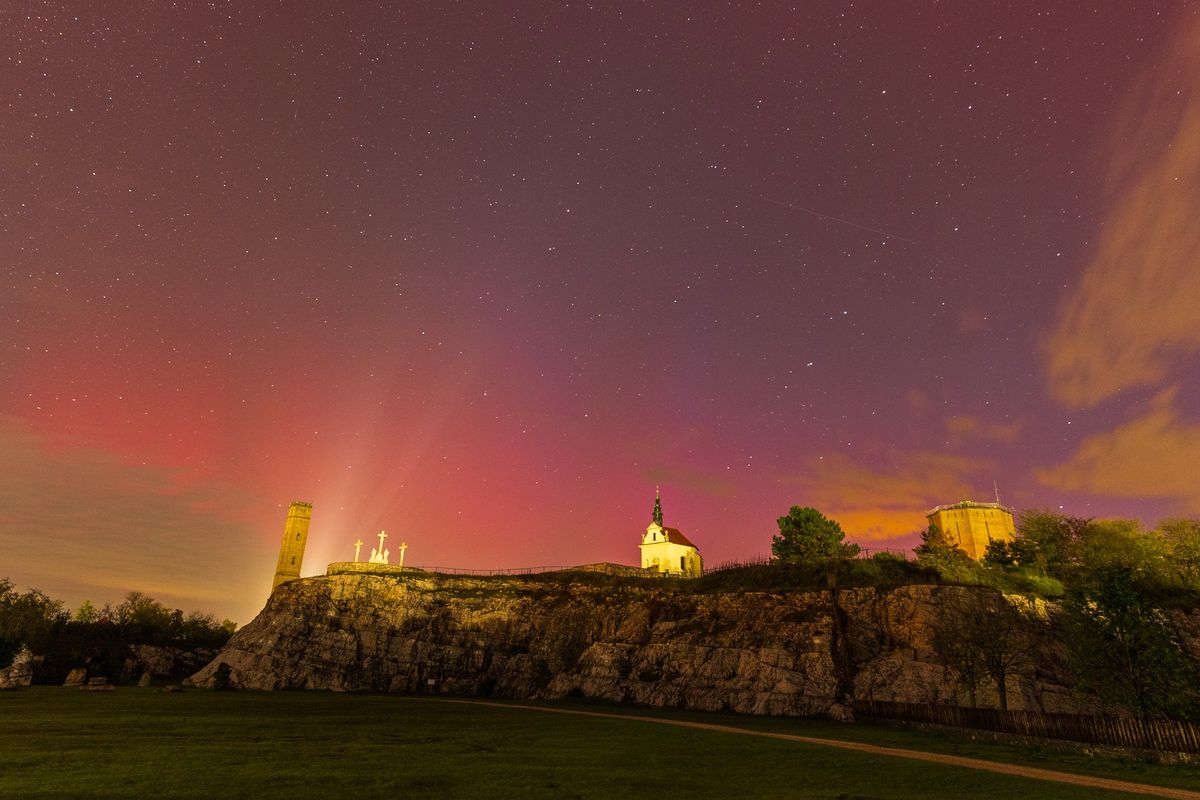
[290,556,295,565]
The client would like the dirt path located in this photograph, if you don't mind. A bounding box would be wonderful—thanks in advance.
[410,697,1200,800]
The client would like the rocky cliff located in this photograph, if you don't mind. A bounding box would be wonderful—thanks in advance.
[187,572,1132,717]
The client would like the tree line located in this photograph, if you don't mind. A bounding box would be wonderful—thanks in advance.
[0,578,236,671]
[770,506,1200,720]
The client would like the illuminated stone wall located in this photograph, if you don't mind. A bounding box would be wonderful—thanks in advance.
[272,501,313,591]
[926,501,1015,560]
[327,562,423,577]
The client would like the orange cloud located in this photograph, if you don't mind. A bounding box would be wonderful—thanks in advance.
[0,416,273,623]
[1043,19,1200,409]
[778,452,987,542]
[944,415,1024,444]
[1036,389,1200,514]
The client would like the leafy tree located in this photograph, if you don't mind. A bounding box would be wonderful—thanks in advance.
[983,539,1015,567]
[771,507,860,564]
[914,524,971,568]
[1158,518,1200,587]
[73,601,97,624]
[0,579,68,665]
[119,591,171,631]
[975,595,1038,712]
[1062,566,1197,718]
[768,508,859,707]
[1009,511,1089,577]
[1,579,236,684]
[931,593,988,707]
[932,588,1037,710]
[1078,519,1167,579]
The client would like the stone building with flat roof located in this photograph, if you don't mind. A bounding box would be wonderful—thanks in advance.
[926,500,1015,560]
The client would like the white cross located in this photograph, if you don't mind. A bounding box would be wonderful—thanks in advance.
[376,530,388,554]
[353,539,364,562]
[398,542,408,566]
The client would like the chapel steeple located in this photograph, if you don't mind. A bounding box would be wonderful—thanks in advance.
[639,485,702,577]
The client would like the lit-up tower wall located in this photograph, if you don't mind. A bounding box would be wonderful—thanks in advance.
[925,500,1015,560]
[272,501,313,591]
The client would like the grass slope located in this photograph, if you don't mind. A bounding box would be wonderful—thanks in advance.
[0,688,1195,800]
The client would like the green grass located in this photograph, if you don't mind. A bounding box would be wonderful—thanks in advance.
[0,688,1196,800]
[535,697,1200,793]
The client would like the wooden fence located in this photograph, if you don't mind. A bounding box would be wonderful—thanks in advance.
[402,563,667,578]
[400,550,910,578]
[853,700,1200,754]
[703,548,910,573]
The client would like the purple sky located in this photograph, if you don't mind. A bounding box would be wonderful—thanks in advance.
[3,3,1200,623]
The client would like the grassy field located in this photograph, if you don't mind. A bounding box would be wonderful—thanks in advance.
[0,688,1197,800]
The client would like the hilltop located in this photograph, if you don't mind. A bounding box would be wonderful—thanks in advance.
[187,568,1198,718]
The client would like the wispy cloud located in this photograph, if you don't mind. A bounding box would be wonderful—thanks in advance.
[0,416,272,623]
[1036,389,1200,514]
[1043,19,1200,409]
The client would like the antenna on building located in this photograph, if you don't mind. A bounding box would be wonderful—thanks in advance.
[993,480,1001,505]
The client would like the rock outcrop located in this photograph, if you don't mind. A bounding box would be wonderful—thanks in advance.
[187,573,1130,716]
[121,644,215,683]
[0,646,37,689]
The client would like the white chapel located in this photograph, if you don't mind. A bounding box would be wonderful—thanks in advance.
[639,488,703,577]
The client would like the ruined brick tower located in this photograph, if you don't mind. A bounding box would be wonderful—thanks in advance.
[272,501,312,591]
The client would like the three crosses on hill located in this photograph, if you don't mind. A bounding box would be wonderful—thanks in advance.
[354,530,407,566]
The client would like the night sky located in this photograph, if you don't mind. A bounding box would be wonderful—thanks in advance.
[4,3,1200,623]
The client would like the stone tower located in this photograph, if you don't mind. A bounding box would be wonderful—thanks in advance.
[925,500,1015,560]
[272,501,312,591]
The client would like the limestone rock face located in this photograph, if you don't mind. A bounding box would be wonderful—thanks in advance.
[122,644,215,682]
[0,647,37,689]
[187,575,1112,716]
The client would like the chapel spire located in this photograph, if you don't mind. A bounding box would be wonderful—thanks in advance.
[652,485,663,526]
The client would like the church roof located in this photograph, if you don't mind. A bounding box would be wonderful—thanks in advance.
[661,526,699,550]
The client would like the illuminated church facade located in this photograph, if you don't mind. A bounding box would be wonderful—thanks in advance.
[639,489,703,577]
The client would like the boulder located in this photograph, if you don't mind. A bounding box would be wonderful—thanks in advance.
[0,647,36,689]
[122,645,215,683]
